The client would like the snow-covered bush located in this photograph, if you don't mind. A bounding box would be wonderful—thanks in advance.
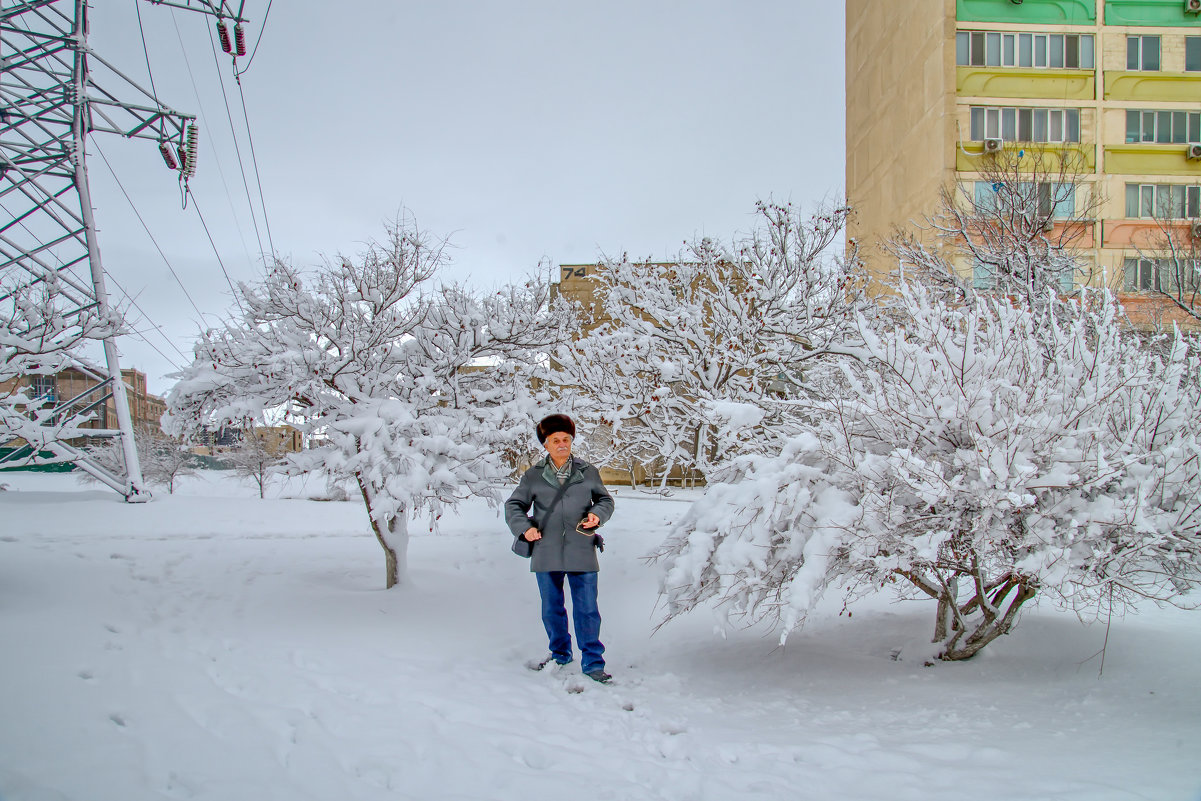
[166,219,574,587]
[656,282,1201,660]
[556,201,863,482]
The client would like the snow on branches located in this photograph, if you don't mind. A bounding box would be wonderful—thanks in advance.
[1,272,125,457]
[166,219,574,587]
[656,282,1201,660]
[557,201,863,482]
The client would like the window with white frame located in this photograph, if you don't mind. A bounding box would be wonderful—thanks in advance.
[974,181,1077,218]
[956,31,1095,69]
[1125,110,1201,144]
[1124,257,1201,292]
[1127,35,1161,71]
[1187,37,1201,72]
[970,106,1080,142]
[1125,184,1201,219]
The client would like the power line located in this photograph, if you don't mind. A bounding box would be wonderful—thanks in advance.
[205,17,268,262]
[186,184,245,312]
[235,72,275,257]
[234,0,273,77]
[168,8,257,271]
[5,181,190,372]
[91,139,208,323]
[133,0,161,107]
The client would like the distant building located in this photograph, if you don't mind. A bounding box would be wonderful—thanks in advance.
[190,425,304,456]
[846,0,1201,327]
[551,262,722,488]
[1,366,167,440]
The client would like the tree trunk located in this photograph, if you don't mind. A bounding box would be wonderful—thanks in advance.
[356,476,409,589]
[896,567,1038,662]
[933,577,1036,661]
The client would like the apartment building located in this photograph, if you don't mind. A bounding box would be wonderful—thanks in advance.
[847,0,1201,324]
[1,366,167,437]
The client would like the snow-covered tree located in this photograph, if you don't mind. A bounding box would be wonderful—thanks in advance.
[79,424,197,494]
[655,282,1201,661]
[166,219,573,588]
[888,149,1097,308]
[1126,205,1201,325]
[222,428,288,499]
[556,201,862,483]
[2,273,124,460]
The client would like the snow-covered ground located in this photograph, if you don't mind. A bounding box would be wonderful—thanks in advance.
[1,470,1198,801]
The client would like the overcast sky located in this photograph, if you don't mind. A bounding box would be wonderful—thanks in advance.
[80,1,847,394]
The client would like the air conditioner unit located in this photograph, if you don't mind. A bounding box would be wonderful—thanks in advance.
[983,137,1004,154]
[1191,220,1201,239]
[1186,0,1201,14]
[1187,143,1201,160]
[1042,219,1056,233]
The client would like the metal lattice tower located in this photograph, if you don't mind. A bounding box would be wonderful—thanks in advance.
[0,0,246,499]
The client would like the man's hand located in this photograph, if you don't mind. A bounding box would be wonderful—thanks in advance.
[524,527,541,541]
[579,513,600,530]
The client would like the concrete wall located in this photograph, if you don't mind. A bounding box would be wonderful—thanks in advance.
[846,0,959,289]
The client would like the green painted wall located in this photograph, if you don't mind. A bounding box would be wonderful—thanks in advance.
[957,0,1097,25]
[1105,1,1201,27]
[0,448,76,472]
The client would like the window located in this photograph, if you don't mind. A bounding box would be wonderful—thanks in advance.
[973,261,996,291]
[975,181,1077,219]
[974,260,1075,292]
[1124,258,1201,293]
[1124,184,1201,218]
[1127,35,1160,71]
[29,375,56,402]
[1125,110,1201,144]
[970,107,1081,143]
[956,31,1094,69]
[1187,37,1201,72]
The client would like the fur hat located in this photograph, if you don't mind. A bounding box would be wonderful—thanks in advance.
[536,413,576,444]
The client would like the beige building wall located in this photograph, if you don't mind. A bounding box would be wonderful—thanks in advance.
[846,0,958,289]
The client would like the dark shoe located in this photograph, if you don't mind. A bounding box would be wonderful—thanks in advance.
[586,669,612,684]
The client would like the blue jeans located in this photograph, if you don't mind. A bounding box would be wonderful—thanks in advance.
[536,571,604,673]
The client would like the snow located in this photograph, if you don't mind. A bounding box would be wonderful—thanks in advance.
[1,471,1199,801]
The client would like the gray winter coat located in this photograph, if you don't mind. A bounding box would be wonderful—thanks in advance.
[505,456,615,573]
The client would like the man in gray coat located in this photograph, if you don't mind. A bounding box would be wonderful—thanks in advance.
[506,414,615,682]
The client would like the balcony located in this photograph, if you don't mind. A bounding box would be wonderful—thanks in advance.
[1105,72,1201,103]
[1103,143,1201,176]
[957,67,1095,101]
[956,142,1097,173]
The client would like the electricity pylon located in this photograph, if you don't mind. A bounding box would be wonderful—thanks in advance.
[0,0,247,500]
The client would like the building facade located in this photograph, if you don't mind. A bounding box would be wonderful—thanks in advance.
[1,367,167,437]
[847,0,1201,324]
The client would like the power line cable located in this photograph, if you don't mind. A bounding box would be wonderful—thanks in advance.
[133,0,161,108]
[205,18,268,262]
[91,139,208,322]
[234,0,273,77]
[234,73,275,257]
[186,184,245,312]
[169,8,257,270]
